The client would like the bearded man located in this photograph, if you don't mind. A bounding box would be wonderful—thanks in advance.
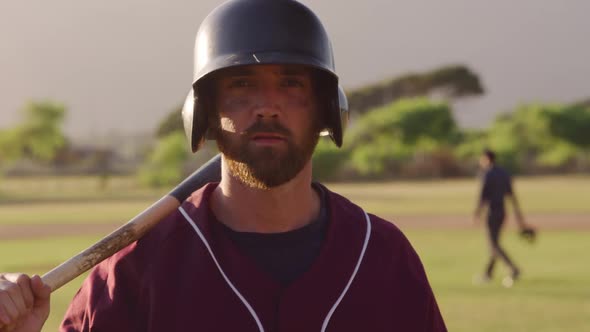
[0,1,446,331]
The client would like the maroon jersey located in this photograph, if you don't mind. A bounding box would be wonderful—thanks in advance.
[61,183,446,331]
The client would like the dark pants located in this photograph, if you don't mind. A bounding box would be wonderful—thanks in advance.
[485,211,518,277]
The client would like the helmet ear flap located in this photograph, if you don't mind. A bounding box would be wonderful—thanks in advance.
[328,94,343,147]
[317,73,347,148]
[325,84,349,147]
[181,89,209,153]
[337,85,349,138]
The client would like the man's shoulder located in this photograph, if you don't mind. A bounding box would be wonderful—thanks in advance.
[489,165,511,177]
[108,184,216,262]
[98,208,193,271]
[320,184,409,247]
[323,187,362,217]
[154,183,216,233]
[366,213,414,252]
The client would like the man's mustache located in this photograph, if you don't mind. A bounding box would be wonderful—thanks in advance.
[243,121,292,139]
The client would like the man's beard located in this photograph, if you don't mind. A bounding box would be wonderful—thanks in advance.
[216,120,320,189]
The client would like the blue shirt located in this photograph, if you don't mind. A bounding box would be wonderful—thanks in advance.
[480,165,513,214]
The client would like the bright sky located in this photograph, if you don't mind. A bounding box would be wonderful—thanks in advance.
[1,0,589,138]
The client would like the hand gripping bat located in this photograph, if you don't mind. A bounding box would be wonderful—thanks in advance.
[41,154,222,292]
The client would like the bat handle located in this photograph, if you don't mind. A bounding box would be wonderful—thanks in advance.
[41,153,222,292]
[170,154,221,201]
[41,196,180,292]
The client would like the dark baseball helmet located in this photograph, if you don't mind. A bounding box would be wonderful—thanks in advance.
[182,0,345,152]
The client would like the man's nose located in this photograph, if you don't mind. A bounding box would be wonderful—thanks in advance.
[253,86,282,119]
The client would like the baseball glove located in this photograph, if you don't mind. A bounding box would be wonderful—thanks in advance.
[519,227,537,243]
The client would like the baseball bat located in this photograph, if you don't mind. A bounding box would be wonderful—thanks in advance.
[41,154,222,292]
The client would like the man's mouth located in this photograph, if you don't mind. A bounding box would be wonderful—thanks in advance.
[250,132,286,144]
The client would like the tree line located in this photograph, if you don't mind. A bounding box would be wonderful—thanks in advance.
[2,64,589,187]
[313,98,590,181]
[144,64,589,185]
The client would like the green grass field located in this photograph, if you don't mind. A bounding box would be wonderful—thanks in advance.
[1,231,588,331]
[327,175,590,215]
[2,175,589,226]
[0,236,100,331]
[406,229,590,332]
[1,175,589,331]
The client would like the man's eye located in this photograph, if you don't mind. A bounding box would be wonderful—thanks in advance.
[282,78,304,87]
[228,79,252,88]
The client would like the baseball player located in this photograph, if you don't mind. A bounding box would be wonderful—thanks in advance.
[0,0,447,331]
[474,149,535,287]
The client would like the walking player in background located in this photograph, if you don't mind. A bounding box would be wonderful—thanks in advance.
[0,0,447,331]
[473,149,534,287]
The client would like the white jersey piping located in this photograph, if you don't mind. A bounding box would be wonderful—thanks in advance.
[178,206,265,332]
[320,210,371,332]
[179,206,372,332]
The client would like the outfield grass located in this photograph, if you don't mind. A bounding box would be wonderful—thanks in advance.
[0,236,101,332]
[405,229,590,332]
[1,231,588,332]
[0,200,159,225]
[0,175,165,225]
[327,175,590,216]
[1,175,589,226]
[1,175,589,331]
[0,175,165,202]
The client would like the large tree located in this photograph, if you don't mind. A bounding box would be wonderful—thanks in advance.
[156,104,184,139]
[138,131,190,187]
[0,100,67,165]
[343,98,459,177]
[471,104,589,173]
[546,105,590,148]
[347,64,484,116]
[18,100,67,161]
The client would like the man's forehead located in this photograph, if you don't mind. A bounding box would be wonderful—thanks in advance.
[216,64,312,77]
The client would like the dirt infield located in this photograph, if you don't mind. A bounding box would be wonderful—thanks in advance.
[0,223,121,240]
[1,214,588,240]
[388,213,589,230]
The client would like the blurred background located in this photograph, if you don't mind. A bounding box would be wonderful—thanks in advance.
[1,1,589,331]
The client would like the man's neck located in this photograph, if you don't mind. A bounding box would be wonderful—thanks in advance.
[210,160,320,233]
